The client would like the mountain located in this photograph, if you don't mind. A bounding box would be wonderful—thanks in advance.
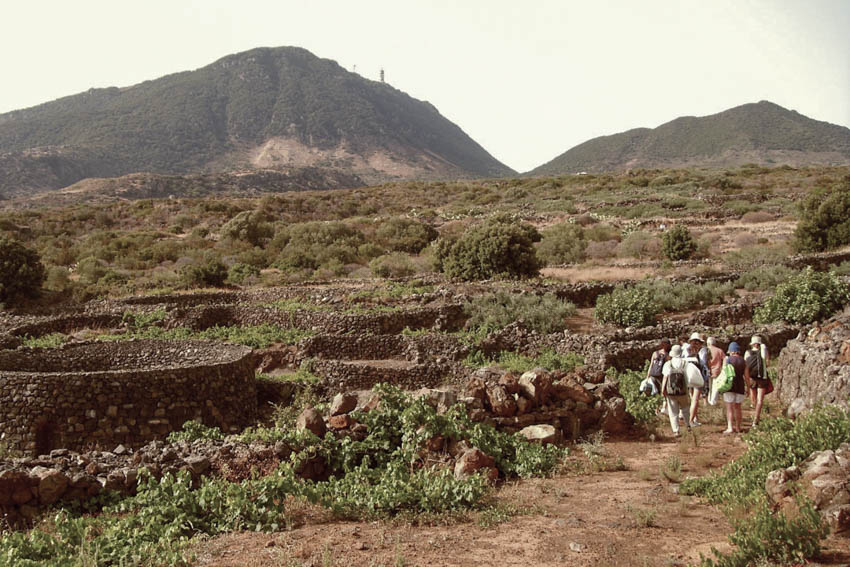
[0,46,514,198]
[529,101,850,175]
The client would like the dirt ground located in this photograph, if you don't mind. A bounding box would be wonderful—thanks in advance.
[193,402,850,567]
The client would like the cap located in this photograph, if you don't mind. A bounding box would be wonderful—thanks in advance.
[670,345,683,357]
[728,342,740,353]
[751,335,763,345]
[689,332,704,343]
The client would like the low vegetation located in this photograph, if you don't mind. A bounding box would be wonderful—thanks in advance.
[463,290,576,335]
[753,266,850,324]
[0,235,45,303]
[0,384,565,565]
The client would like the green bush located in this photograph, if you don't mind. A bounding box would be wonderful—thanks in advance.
[180,256,228,288]
[536,223,586,265]
[793,175,850,252]
[369,253,417,278]
[753,267,850,324]
[633,279,736,312]
[615,230,661,259]
[271,221,365,270]
[699,497,827,567]
[435,215,541,281]
[493,349,584,373]
[375,217,438,253]
[219,210,271,246]
[227,262,260,284]
[682,405,850,505]
[464,290,576,334]
[661,225,697,261]
[613,368,660,423]
[0,236,45,303]
[595,285,660,327]
[736,265,798,291]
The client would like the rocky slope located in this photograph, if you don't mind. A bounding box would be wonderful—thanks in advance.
[530,101,850,175]
[0,46,514,198]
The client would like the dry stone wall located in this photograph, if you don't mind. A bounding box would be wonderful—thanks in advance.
[0,340,257,455]
[775,310,850,414]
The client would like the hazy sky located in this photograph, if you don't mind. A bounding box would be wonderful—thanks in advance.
[2,0,848,172]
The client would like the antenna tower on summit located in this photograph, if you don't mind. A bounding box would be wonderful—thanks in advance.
[380,68,385,83]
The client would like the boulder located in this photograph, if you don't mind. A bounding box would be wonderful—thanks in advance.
[184,456,211,476]
[32,467,69,506]
[486,386,517,417]
[554,379,595,405]
[600,397,633,435]
[519,424,559,445]
[454,448,498,482]
[516,396,534,415]
[415,388,457,413]
[519,369,553,405]
[499,373,521,395]
[329,392,358,416]
[464,378,488,408]
[328,414,354,430]
[296,408,327,438]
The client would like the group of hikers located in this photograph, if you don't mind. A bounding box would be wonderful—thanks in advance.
[640,332,773,436]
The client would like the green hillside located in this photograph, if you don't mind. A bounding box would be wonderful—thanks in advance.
[530,101,850,175]
[0,47,513,196]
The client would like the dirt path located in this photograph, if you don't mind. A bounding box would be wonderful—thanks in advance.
[194,399,850,567]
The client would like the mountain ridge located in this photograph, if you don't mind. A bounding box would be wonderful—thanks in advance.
[529,101,850,175]
[0,46,514,198]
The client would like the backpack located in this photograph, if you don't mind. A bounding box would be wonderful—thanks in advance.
[746,350,765,380]
[667,361,687,396]
[649,350,665,378]
[715,357,736,395]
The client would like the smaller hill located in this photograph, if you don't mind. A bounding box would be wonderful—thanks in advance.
[529,101,850,175]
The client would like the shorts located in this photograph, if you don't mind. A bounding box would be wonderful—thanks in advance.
[751,378,770,390]
[723,392,747,404]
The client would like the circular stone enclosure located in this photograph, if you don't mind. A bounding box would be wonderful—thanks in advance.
[0,340,257,455]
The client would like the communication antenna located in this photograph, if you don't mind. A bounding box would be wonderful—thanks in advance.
[380,68,385,83]
[353,64,357,73]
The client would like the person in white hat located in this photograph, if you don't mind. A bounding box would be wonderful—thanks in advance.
[685,332,710,427]
[661,344,691,437]
[745,335,770,427]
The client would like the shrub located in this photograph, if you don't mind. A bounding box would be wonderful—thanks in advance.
[536,223,586,265]
[583,224,620,242]
[180,256,228,288]
[615,231,661,259]
[0,236,45,302]
[227,262,260,284]
[595,285,660,327]
[271,221,365,270]
[586,239,618,260]
[723,243,790,269]
[793,176,850,252]
[740,211,774,223]
[464,290,576,335]
[369,253,417,278]
[375,217,438,253]
[754,267,850,324]
[736,265,798,291]
[435,215,541,280]
[661,225,697,261]
[219,211,271,245]
[611,368,659,423]
[633,279,736,312]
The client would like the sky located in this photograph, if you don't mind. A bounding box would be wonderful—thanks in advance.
[1,0,848,172]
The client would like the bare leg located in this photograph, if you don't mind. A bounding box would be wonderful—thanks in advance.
[689,388,700,424]
[734,403,743,432]
[724,402,734,433]
[753,388,765,426]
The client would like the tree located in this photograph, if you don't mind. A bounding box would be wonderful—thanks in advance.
[220,211,271,246]
[662,225,697,261]
[435,215,541,280]
[793,176,850,253]
[0,236,46,303]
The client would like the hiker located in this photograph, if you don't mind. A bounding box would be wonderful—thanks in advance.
[661,345,690,437]
[723,342,750,434]
[644,339,671,397]
[745,335,771,427]
[706,337,725,405]
[686,332,711,427]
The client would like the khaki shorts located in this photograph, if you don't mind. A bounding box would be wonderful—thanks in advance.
[723,392,747,404]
